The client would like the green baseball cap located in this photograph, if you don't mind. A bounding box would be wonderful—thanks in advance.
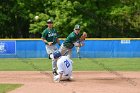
[74,24,80,29]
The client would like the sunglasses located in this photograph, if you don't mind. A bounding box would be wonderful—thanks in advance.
[47,22,53,24]
[75,29,80,30]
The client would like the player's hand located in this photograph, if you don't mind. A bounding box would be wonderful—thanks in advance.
[48,42,53,46]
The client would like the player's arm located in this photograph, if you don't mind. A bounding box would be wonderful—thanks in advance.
[42,38,53,46]
[58,72,63,82]
[42,38,48,44]
[74,34,86,47]
[76,32,87,47]
[56,38,61,46]
[57,62,64,82]
[41,31,53,46]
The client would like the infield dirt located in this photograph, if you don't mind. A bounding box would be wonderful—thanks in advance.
[0,71,140,93]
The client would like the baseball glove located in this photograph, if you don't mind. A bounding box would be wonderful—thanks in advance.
[80,32,87,41]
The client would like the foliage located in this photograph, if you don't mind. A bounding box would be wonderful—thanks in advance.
[29,0,84,37]
[0,0,30,38]
[0,0,140,38]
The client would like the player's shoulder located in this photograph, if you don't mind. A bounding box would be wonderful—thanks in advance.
[58,56,66,60]
[71,31,81,36]
[62,56,69,59]
[67,31,75,38]
[42,28,48,33]
[58,56,68,61]
[70,31,75,35]
[62,56,72,62]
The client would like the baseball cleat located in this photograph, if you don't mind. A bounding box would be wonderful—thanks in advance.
[53,70,58,76]
[68,76,73,81]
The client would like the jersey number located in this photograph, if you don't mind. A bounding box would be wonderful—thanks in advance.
[64,60,70,68]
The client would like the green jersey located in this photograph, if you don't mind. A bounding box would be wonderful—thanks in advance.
[42,28,58,45]
[63,31,82,49]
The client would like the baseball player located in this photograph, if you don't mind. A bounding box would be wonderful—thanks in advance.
[50,50,73,82]
[42,19,61,75]
[59,24,87,58]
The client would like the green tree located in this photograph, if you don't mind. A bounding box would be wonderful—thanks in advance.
[0,0,30,38]
[29,0,86,37]
[1,0,140,38]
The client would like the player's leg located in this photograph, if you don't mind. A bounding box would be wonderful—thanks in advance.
[55,70,73,81]
[45,45,58,75]
[75,46,81,58]
[53,74,71,82]
[61,72,73,80]
[67,50,72,58]
[52,58,58,75]
[51,45,58,75]
[59,44,68,56]
[59,44,71,58]
[45,45,52,58]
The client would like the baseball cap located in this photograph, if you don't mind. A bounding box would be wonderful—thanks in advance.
[74,24,80,30]
[47,19,53,23]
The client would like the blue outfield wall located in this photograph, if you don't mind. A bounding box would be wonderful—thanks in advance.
[0,39,140,58]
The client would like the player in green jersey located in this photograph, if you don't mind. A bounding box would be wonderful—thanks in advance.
[59,24,87,58]
[42,19,61,75]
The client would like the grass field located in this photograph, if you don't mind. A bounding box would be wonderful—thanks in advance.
[0,84,22,93]
[0,58,140,92]
[0,58,140,71]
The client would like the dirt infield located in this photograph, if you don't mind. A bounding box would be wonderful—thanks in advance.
[0,71,140,93]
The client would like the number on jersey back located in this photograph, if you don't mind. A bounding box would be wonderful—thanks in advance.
[64,59,70,68]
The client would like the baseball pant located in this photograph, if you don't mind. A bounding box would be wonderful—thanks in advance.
[45,45,58,70]
[53,74,72,81]
[59,43,72,58]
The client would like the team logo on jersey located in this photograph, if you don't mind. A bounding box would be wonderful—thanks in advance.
[0,42,6,53]
[48,33,57,37]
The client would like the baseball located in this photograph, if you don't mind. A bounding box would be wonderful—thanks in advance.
[35,16,39,20]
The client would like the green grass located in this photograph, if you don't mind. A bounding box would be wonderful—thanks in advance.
[0,58,139,92]
[0,58,140,71]
[0,84,22,93]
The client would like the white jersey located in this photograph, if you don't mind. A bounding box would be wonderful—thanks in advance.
[57,56,73,77]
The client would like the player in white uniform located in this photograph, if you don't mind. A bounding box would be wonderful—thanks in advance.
[50,51,73,82]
